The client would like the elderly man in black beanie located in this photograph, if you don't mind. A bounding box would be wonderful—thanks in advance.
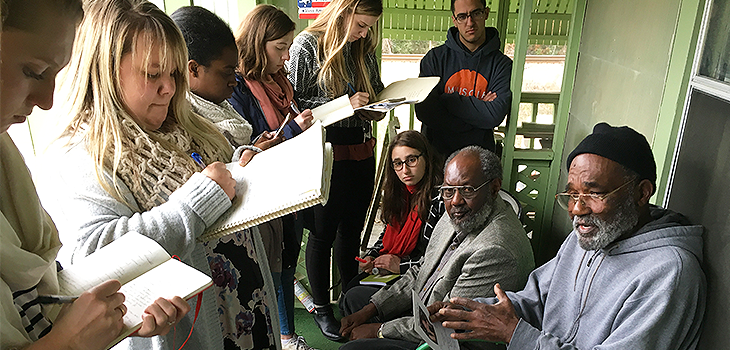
[428,122,707,350]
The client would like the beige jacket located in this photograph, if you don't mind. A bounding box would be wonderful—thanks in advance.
[371,197,535,346]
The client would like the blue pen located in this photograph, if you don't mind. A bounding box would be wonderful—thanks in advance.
[347,82,357,95]
[190,152,206,170]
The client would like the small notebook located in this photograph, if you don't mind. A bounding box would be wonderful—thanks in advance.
[356,77,441,112]
[200,121,333,241]
[53,232,213,350]
[359,274,401,286]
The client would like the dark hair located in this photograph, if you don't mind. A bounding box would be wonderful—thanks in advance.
[2,0,83,30]
[235,4,295,81]
[381,130,443,225]
[171,6,236,67]
[450,0,487,13]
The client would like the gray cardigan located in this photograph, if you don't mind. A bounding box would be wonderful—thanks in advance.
[371,197,535,346]
[37,141,232,350]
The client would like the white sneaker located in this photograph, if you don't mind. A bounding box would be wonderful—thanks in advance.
[281,335,318,350]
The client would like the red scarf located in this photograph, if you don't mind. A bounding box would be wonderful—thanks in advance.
[244,70,296,130]
[380,185,423,257]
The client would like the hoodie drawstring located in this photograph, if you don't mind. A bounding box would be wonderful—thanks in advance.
[574,251,588,291]
[567,252,607,343]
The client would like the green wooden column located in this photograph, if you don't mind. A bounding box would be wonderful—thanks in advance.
[536,0,586,263]
[495,0,510,50]
[653,0,705,204]
[500,0,532,187]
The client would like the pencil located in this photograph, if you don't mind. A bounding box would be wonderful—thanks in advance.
[274,113,292,138]
[290,100,301,115]
[37,295,79,304]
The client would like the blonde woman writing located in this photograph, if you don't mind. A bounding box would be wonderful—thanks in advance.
[38,0,280,349]
[0,0,189,348]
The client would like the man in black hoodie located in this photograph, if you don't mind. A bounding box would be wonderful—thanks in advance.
[415,0,512,158]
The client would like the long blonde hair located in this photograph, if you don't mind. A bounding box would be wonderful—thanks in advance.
[235,4,296,82]
[305,0,382,97]
[59,0,231,204]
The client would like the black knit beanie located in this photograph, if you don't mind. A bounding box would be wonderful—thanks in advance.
[567,122,656,191]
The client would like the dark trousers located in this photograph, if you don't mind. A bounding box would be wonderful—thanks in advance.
[339,284,382,320]
[305,157,375,305]
[339,338,419,350]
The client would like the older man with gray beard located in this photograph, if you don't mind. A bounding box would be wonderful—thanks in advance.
[432,123,706,350]
[338,146,534,350]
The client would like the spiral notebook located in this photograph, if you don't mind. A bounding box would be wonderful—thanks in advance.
[199,122,333,242]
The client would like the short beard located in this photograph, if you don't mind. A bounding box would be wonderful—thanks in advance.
[451,197,494,234]
[572,193,640,251]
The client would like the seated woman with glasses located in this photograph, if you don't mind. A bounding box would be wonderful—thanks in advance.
[339,131,444,313]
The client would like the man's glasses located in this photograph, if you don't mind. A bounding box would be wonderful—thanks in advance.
[392,154,422,171]
[453,8,486,23]
[439,180,491,200]
[555,180,635,211]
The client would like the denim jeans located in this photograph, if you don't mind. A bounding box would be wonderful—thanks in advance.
[272,267,297,335]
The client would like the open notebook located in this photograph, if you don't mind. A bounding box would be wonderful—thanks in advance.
[356,77,440,112]
[53,232,213,349]
[200,121,333,241]
[311,95,355,126]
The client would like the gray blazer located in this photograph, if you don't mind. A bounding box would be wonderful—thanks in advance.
[370,197,535,345]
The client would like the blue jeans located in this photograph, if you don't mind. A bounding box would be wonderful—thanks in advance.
[272,267,297,336]
[273,211,304,336]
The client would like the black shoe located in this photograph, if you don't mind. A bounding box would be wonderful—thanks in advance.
[313,306,345,342]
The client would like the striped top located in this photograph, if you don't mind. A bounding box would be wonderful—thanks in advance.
[12,285,53,342]
[287,31,384,140]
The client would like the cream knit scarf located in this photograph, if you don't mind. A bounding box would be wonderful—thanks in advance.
[187,92,253,148]
[115,118,229,212]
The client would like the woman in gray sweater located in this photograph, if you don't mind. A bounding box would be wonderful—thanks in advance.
[38,1,281,349]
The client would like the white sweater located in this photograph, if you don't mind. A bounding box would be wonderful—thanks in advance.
[37,140,230,350]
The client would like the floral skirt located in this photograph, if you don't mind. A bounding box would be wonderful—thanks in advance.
[203,228,281,350]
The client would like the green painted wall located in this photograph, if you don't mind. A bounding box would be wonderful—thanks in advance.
[548,0,689,251]
[653,0,704,204]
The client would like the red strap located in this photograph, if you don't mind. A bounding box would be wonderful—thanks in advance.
[175,293,203,350]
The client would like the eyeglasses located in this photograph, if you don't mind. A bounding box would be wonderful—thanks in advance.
[439,180,491,200]
[392,154,422,171]
[453,8,486,23]
[555,180,635,211]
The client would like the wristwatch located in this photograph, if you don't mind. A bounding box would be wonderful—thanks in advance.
[377,324,385,338]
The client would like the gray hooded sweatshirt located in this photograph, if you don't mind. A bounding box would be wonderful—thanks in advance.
[476,206,706,349]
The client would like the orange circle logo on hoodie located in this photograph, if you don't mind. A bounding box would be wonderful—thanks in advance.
[444,69,491,101]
